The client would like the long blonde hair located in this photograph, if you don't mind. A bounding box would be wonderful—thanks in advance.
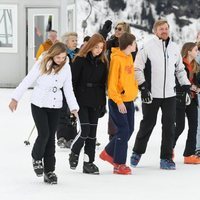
[115,21,131,33]
[40,42,67,74]
[181,42,199,73]
[74,33,108,64]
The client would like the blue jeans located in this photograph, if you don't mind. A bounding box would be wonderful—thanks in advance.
[196,94,200,151]
[105,100,135,164]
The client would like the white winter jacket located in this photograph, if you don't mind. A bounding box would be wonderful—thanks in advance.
[135,36,190,98]
[12,60,79,111]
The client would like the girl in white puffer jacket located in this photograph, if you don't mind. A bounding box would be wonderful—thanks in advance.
[9,42,79,184]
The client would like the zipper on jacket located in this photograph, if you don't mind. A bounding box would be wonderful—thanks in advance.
[162,41,167,98]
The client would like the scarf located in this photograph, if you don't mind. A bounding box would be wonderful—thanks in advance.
[67,49,76,59]
[183,57,194,84]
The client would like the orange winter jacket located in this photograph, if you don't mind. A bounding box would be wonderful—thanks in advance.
[36,39,53,60]
[108,48,138,105]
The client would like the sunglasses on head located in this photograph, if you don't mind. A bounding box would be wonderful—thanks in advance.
[115,27,122,31]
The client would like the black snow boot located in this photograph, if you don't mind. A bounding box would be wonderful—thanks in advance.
[83,162,99,175]
[32,159,43,177]
[69,152,79,169]
[44,171,57,184]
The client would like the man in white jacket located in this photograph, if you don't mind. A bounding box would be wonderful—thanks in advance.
[130,19,191,170]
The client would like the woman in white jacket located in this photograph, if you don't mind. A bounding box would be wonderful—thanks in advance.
[9,42,79,184]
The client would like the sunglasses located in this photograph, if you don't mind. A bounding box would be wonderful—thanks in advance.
[115,27,122,31]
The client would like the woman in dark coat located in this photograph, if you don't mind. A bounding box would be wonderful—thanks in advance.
[56,32,79,148]
[69,33,108,174]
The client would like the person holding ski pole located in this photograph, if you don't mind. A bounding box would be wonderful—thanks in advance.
[68,33,108,174]
[9,42,79,184]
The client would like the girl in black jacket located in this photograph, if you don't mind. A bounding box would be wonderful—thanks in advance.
[69,33,108,174]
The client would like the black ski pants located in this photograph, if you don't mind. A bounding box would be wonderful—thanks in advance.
[31,104,60,173]
[133,97,176,159]
[71,106,100,163]
[173,97,197,156]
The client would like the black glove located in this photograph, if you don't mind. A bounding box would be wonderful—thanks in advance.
[181,84,192,106]
[185,93,191,106]
[102,20,112,33]
[181,85,191,94]
[139,82,152,104]
[98,106,107,118]
[99,20,112,39]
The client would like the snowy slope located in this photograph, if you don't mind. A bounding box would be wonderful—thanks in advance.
[1,88,200,200]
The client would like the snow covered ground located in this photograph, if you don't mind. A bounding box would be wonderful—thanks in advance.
[1,88,200,200]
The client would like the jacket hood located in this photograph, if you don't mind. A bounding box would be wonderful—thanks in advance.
[110,47,128,59]
[45,39,53,45]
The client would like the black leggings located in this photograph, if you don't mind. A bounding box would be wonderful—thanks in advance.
[31,104,60,173]
[71,106,100,163]
[174,98,197,156]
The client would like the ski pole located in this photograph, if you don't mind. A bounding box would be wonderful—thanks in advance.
[76,115,82,135]
[70,115,81,148]
[24,125,35,145]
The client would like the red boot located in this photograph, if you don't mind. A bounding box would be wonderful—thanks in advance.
[113,164,132,175]
[184,155,200,164]
[99,149,113,165]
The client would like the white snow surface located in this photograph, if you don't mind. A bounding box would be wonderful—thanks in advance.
[1,88,200,200]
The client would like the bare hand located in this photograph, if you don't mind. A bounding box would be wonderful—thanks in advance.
[9,99,18,112]
[190,85,200,93]
[190,84,198,92]
[196,87,200,94]
[71,110,78,119]
[117,103,127,114]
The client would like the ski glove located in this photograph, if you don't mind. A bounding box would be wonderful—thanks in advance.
[99,105,107,118]
[181,84,191,106]
[102,20,112,33]
[139,82,153,104]
[185,93,191,106]
[181,85,191,94]
[99,20,112,39]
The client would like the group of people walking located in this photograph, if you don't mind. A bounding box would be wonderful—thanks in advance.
[8,18,200,184]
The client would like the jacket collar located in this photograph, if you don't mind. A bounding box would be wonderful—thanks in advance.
[153,35,171,48]
[86,52,101,65]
